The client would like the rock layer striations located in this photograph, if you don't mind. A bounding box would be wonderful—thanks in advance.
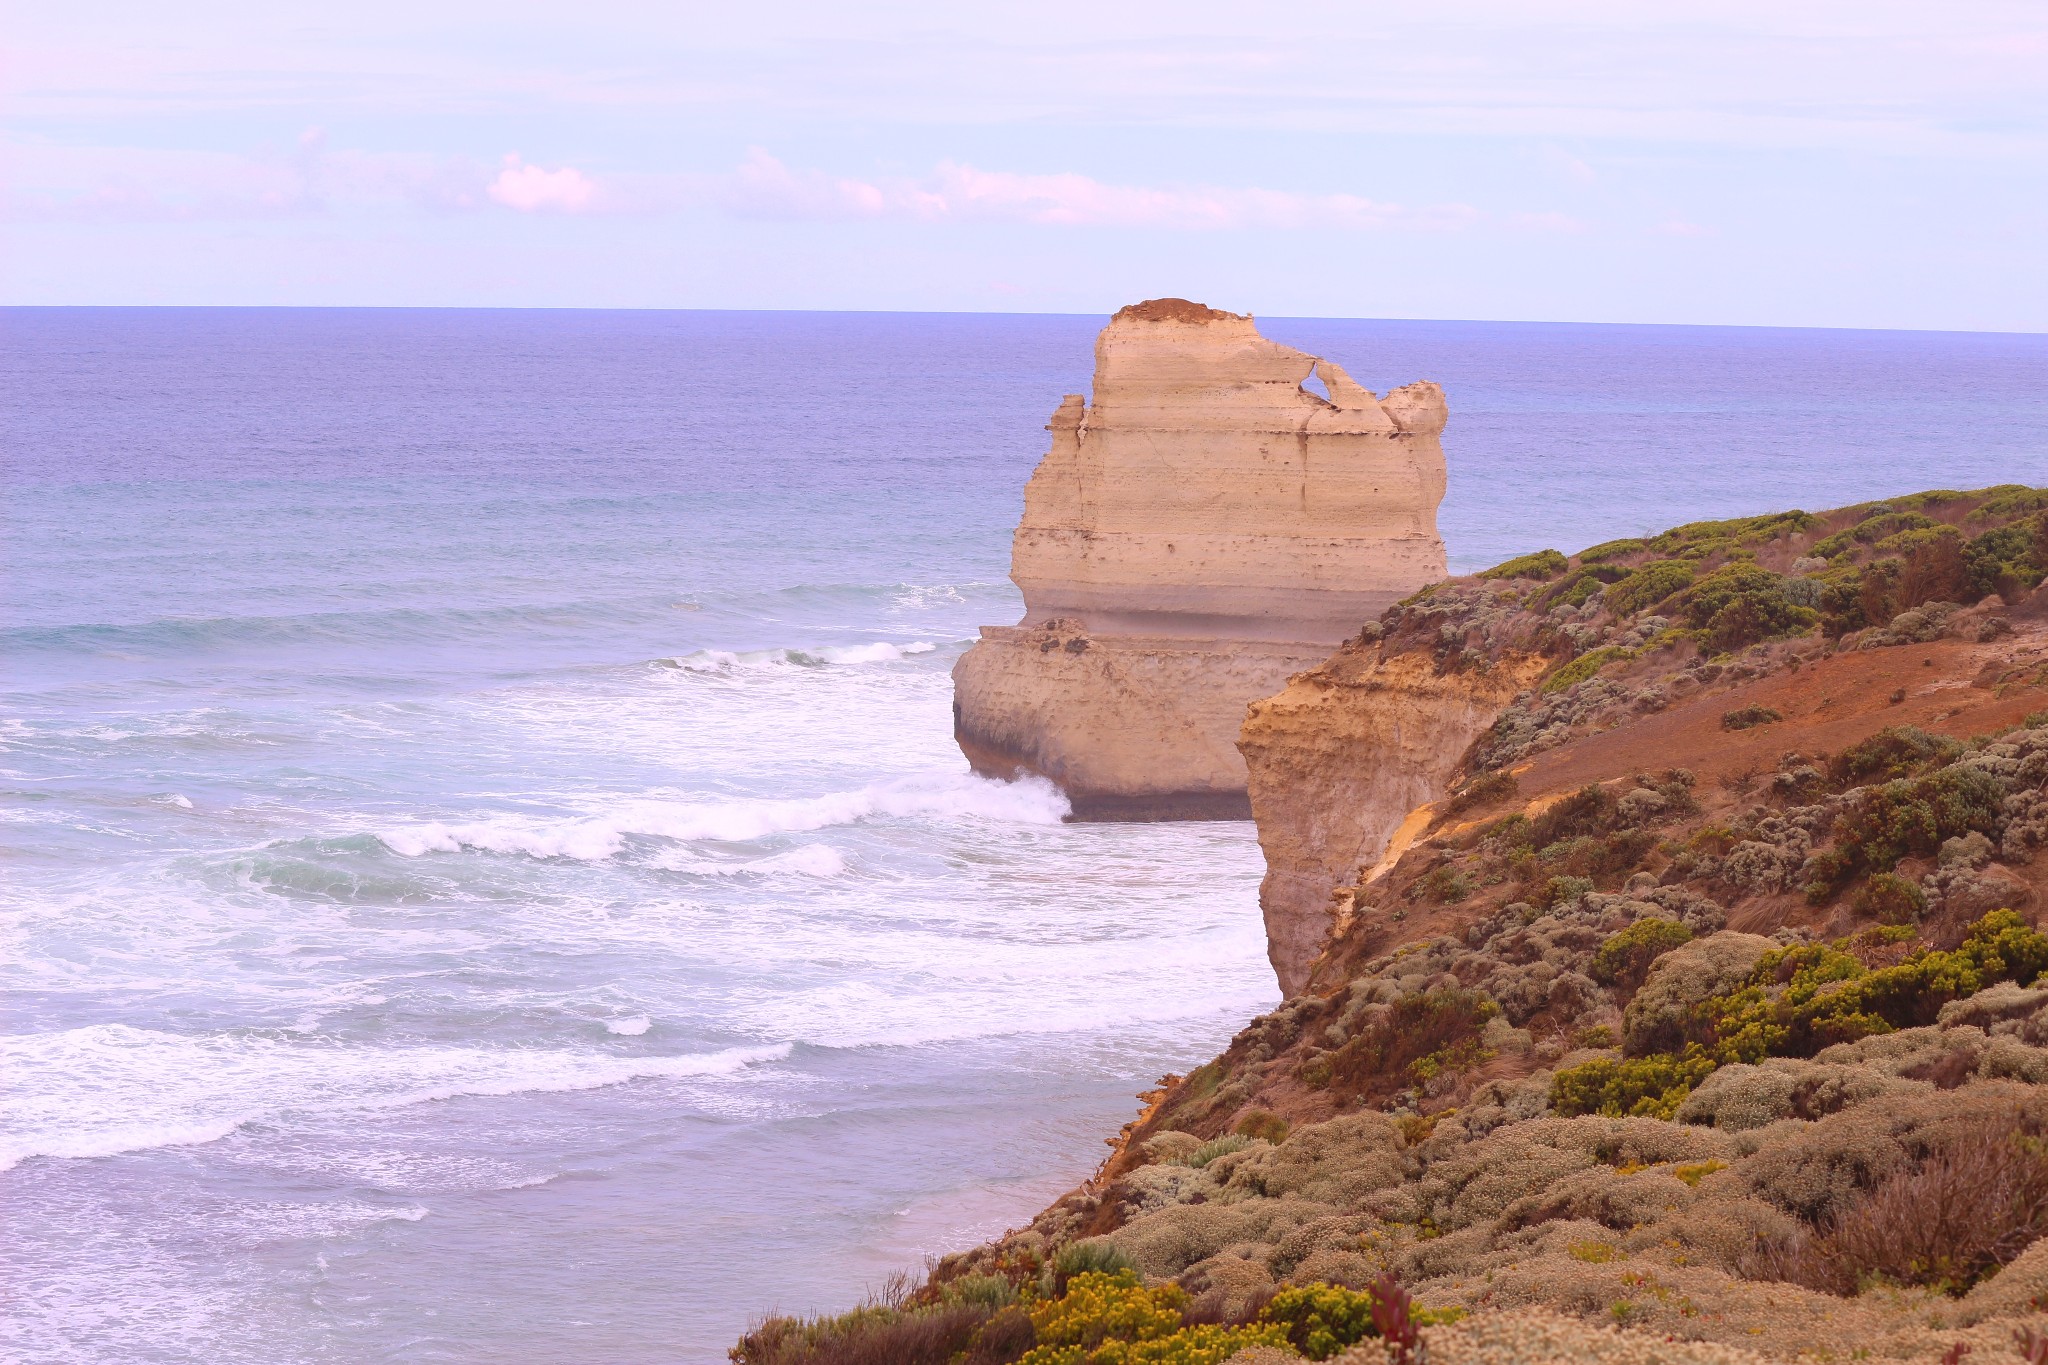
[953,298,1448,820]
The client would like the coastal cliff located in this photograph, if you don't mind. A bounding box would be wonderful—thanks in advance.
[740,485,2048,1365]
[953,298,1447,820]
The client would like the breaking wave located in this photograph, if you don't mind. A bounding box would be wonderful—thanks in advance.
[660,640,940,672]
[375,770,1069,861]
[0,1025,791,1171]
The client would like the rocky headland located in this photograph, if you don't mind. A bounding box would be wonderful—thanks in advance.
[742,484,2048,1365]
[952,299,1447,819]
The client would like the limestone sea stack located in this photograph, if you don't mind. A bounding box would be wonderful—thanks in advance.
[952,298,1448,820]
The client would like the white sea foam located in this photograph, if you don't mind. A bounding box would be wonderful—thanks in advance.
[662,640,937,672]
[605,1016,652,1036]
[0,1025,790,1171]
[376,770,1067,862]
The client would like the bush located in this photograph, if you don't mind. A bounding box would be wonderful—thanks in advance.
[1828,725,1959,786]
[1670,563,1819,652]
[1261,1284,1377,1359]
[1234,1110,1290,1144]
[1851,872,1926,925]
[1018,1271,1290,1365]
[1327,987,1501,1101]
[1051,1242,1138,1292]
[1591,918,1694,990]
[1764,1123,2048,1296]
[1579,537,1647,564]
[1542,645,1634,693]
[1481,548,1568,581]
[1721,704,1784,731]
[1550,1046,1718,1119]
[1184,1136,1252,1170]
[1705,911,2048,1063]
[1605,559,1696,617]
[732,1302,993,1365]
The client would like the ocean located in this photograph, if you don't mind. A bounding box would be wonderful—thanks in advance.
[3,308,2043,1363]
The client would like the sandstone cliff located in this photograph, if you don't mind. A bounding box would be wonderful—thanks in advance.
[953,298,1447,820]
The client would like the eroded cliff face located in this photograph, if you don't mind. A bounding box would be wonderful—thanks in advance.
[953,298,1448,820]
[1242,647,1546,993]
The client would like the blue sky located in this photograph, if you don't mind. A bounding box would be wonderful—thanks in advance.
[5,0,2045,327]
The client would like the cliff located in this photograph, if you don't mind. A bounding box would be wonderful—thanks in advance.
[953,298,1447,820]
[738,484,2048,1365]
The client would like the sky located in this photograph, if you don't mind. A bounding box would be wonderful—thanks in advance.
[4,0,2046,327]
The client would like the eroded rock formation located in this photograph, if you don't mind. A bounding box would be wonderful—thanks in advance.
[952,298,1448,820]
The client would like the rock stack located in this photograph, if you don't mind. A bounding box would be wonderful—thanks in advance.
[952,298,1449,819]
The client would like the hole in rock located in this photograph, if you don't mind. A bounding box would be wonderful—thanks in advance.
[1301,365,1333,403]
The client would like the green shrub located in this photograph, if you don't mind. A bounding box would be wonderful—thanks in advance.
[1185,1135,1252,1169]
[1605,559,1696,617]
[1828,725,1959,786]
[1482,548,1569,581]
[1580,537,1648,564]
[1543,645,1635,693]
[1852,872,1927,925]
[1411,865,1472,904]
[1670,563,1819,652]
[1260,1284,1376,1360]
[1541,875,1596,908]
[1234,1110,1290,1144]
[1051,1241,1138,1291]
[1591,918,1694,989]
[1327,987,1501,1100]
[1019,1270,1289,1365]
[1259,1281,1462,1364]
[1550,1046,1719,1119]
[1721,704,1784,731]
[1705,911,2048,1063]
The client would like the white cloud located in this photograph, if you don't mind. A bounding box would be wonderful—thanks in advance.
[727,150,1480,232]
[487,156,598,213]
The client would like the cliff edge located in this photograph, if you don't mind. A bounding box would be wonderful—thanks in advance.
[952,299,1447,820]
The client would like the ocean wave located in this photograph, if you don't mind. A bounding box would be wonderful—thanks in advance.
[651,844,849,878]
[375,770,1069,862]
[0,1025,791,1171]
[658,640,940,672]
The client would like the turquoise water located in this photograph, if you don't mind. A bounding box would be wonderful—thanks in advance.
[3,309,2043,1363]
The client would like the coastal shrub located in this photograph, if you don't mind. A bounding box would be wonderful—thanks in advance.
[1549,1046,1718,1119]
[1591,918,1694,991]
[1257,1281,1458,1361]
[1605,559,1696,618]
[1579,537,1647,564]
[1410,864,1473,904]
[1648,509,1818,556]
[1234,1110,1290,1144]
[1761,1122,2048,1296]
[1670,563,1818,652]
[731,1301,991,1365]
[1704,911,2048,1063]
[1260,1284,1376,1359]
[1542,645,1633,693]
[1539,875,1595,908]
[1808,766,2006,898]
[1721,704,1784,731]
[1327,987,1501,1100]
[1851,872,1926,925]
[1017,1271,1289,1365]
[1184,1136,1252,1170]
[1051,1242,1138,1292]
[1828,725,1958,786]
[1481,548,1568,582]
